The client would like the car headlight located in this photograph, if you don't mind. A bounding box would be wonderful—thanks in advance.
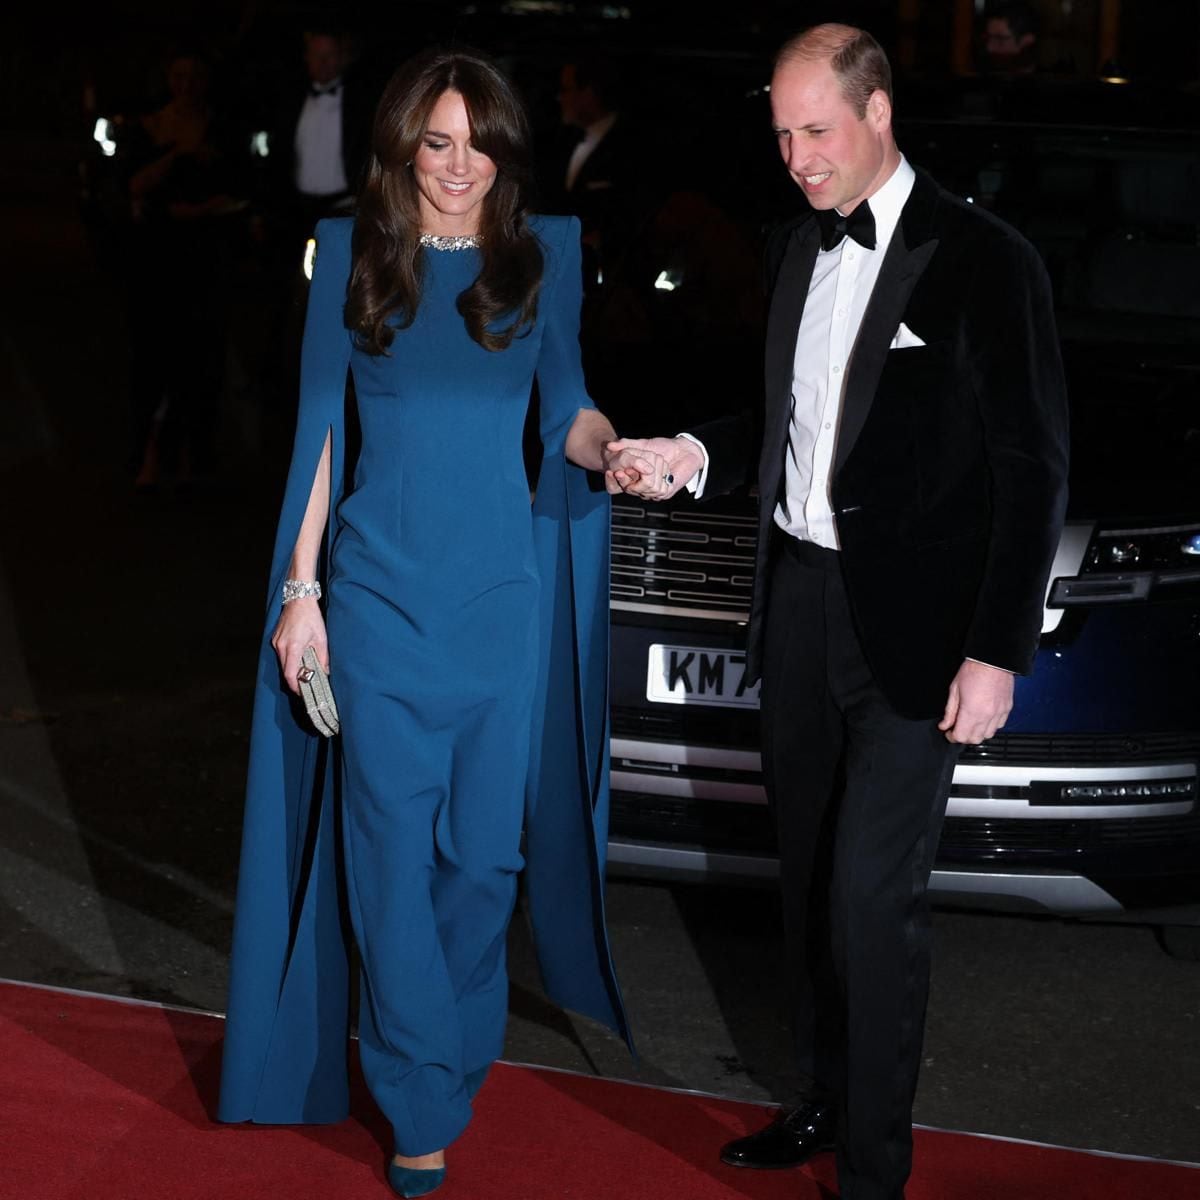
[1048,523,1200,607]
[1085,524,1200,572]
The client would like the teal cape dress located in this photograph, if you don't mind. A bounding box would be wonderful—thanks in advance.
[217,214,630,1154]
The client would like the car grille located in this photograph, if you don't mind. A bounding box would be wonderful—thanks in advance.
[611,706,761,746]
[939,812,1200,856]
[610,792,774,852]
[612,714,1200,769]
[610,797,1200,859]
[612,710,688,738]
[610,498,756,621]
[959,732,1200,765]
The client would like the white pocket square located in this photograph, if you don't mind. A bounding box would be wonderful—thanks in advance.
[889,322,926,350]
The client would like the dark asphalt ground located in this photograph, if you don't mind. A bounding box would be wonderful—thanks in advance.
[2,182,1198,1171]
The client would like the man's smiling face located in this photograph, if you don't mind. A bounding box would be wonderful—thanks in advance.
[770,56,893,215]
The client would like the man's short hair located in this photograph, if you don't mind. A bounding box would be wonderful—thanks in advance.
[985,1,1039,41]
[774,23,893,119]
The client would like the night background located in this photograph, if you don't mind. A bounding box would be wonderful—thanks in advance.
[1,0,1198,1194]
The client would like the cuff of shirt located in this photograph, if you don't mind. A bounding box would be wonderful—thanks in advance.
[965,657,1014,674]
[676,432,709,499]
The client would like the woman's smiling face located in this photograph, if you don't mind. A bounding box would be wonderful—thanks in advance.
[411,89,498,235]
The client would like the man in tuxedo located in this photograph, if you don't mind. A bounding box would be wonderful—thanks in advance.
[268,28,376,240]
[254,28,378,423]
[608,23,1068,1200]
[548,55,638,286]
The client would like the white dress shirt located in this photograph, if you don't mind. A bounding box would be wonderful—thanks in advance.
[681,157,1006,674]
[683,158,915,526]
[774,156,915,548]
[294,80,349,197]
[565,112,617,192]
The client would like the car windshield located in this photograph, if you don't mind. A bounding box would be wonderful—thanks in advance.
[903,120,1200,519]
[587,95,1199,523]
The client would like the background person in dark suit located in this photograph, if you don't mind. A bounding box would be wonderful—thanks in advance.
[268,26,376,237]
[607,23,1069,1200]
[547,54,639,288]
[981,1,1041,75]
[253,26,380,437]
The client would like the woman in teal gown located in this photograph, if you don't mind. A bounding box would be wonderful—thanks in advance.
[216,48,669,1197]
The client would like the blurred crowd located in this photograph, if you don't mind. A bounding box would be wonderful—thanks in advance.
[79,29,616,488]
[83,27,382,490]
[79,19,771,492]
[65,1,1193,492]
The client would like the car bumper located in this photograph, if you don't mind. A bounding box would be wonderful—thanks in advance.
[607,733,1200,915]
[607,837,1132,914]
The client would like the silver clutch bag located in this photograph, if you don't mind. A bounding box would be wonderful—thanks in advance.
[297,646,340,737]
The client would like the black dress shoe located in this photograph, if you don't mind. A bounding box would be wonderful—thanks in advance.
[720,1101,837,1169]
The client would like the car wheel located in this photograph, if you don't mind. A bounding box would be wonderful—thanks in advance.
[1156,924,1200,961]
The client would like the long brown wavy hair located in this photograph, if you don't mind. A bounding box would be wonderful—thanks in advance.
[345,47,543,354]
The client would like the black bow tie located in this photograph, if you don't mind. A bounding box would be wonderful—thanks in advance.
[309,82,341,98]
[816,201,876,252]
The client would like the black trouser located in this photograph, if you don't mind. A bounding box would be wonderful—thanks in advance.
[761,535,960,1200]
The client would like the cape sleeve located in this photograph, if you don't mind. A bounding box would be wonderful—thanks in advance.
[525,216,633,1052]
[218,217,356,1123]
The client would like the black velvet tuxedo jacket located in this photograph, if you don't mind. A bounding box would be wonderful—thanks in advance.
[692,167,1069,719]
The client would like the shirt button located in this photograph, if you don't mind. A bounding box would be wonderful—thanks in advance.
[837,308,846,317]
[824,422,832,430]
[832,365,842,375]
[847,252,855,261]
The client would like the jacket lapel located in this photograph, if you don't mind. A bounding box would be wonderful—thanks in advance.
[761,219,820,495]
[835,172,941,473]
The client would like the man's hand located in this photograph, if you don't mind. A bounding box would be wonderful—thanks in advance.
[604,436,705,501]
[600,444,670,497]
[938,660,1014,745]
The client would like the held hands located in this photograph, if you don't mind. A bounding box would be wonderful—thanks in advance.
[600,441,671,498]
[603,437,705,501]
[271,597,330,695]
[939,660,1014,745]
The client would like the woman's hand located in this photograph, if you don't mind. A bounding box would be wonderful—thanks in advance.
[271,597,329,695]
[562,407,675,499]
[604,437,704,501]
[602,442,674,499]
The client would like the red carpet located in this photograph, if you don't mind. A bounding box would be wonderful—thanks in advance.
[1,981,1196,1200]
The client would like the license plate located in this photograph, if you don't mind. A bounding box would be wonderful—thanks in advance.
[646,643,761,708]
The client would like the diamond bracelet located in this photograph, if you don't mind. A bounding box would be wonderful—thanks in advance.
[282,579,322,604]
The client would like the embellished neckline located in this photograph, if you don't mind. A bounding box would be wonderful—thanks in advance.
[419,233,481,251]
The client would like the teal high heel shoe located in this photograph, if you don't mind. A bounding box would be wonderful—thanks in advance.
[387,1161,446,1198]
